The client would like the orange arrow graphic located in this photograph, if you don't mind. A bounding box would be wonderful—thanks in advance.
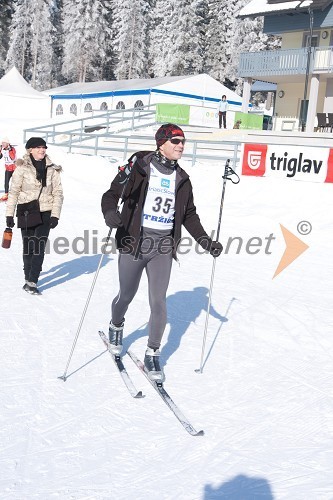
[273,224,309,279]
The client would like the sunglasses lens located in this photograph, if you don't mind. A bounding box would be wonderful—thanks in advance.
[170,138,185,145]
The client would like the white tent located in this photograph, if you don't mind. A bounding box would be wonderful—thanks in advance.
[46,74,243,125]
[0,67,50,119]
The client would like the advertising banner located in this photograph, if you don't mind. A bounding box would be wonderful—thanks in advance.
[189,106,218,127]
[235,112,263,130]
[156,103,190,125]
[241,143,333,183]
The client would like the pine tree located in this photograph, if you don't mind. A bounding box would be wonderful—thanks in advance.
[113,0,149,80]
[52,0,66,87]
[224,0,281,93]
[1,0,280,89]
[0,0,14,78]
[167,0,208,75]
[30,0,57,90]
[150,0,174,77]
[62,0,113,82]
[6,0,59,89]
[205,0,230,82]
[5,0,34,79]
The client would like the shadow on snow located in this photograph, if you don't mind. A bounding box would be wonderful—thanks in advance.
[204,474,274,499]
[38,254,113,291]
[123,287,233,367]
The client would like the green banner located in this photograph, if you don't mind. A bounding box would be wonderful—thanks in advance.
[234,112,263,130]
[156,103,190,125]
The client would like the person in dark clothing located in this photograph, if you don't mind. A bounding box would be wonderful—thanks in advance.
[5,137,64,295]
[101,123,222,382]
[217,95,228,129]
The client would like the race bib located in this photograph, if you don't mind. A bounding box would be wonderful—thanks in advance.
[142,165,176,230]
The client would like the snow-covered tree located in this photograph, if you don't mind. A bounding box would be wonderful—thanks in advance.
[6,0,33,79]
[6,0,59,89]
[150,0,208,77]
[166,0,208,75]
[1,0,280,88]
[113,0,149,80]
[224,1,281,93]
[205,0,231,81]
[62,0,113,82]
[150,0,179,76]
[51,0,65,87]
[30,0,58,90]
[0,0,14,78]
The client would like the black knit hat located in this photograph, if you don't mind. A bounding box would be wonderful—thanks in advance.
[155,123,185,147]
[25,137,47,149]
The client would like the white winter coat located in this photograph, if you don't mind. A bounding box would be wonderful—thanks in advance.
[6,154,64,219]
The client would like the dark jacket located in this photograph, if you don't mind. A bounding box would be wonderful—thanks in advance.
[101,151,210,257]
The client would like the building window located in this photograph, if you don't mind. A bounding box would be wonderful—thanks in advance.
[70,104,77,116]
[302,31,320,48]
[134,100,144,109]
[56,104,63,116]
[100,102,108,111]
[116,101,125,109]
[84,103,92,112]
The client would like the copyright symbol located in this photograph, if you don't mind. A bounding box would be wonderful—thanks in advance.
[297,221,312,235]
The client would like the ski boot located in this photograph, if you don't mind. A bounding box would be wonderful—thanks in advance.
[144,347,165,383]
[108,320,124,356]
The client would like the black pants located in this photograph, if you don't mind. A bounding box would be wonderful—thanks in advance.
[21,211,51,284]
[219,111,227,129]
[4,170,13,193]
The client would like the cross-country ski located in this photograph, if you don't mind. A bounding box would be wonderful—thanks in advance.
[99,331,144,399]
[127,350,204,437]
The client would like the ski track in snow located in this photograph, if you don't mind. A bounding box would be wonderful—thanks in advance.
[1,123,333,499]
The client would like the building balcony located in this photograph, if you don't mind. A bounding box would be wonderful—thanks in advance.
[239,47,333,82]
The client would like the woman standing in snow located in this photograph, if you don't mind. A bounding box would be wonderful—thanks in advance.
[101,123,222,382]
[5,137,64,295]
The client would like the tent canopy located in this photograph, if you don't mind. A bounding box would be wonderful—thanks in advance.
[0,66,49,99]
[46,74,242,106]
[0,66,50,119]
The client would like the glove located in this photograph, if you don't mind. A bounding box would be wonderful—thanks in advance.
[6,216,15,228]
[104,210,123,229]
[209,240,223,257]
[49,217,59,229]
[200,237,223,257]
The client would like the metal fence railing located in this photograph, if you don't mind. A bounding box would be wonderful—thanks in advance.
[23,104,243,167]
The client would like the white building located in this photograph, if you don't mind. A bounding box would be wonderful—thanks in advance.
[45,74,243,128]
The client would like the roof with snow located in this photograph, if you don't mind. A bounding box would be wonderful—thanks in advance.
[0,66,49,99]
[45,74,243,106]
[239,0,333,17]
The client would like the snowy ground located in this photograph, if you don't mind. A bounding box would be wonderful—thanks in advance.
[0,118,332,499]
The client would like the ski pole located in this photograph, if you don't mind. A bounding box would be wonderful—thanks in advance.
[195,159,239,374]
[58,228,112,381]
[58,157,136,382]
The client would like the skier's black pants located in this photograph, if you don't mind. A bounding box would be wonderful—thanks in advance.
[21,211,51,284]
[111,250,173,349]
[4,170,13,193]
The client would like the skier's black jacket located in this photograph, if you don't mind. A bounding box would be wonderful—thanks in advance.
[101,151,211,257]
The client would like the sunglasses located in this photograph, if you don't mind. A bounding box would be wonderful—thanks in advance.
[169,138,186,145]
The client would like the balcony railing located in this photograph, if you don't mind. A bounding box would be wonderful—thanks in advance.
[239,47,333,77]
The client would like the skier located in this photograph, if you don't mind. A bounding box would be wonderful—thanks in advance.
[0,137,17,201]
[101,123,223,382]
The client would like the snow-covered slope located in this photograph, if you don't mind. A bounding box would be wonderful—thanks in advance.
[0,127,332,499]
